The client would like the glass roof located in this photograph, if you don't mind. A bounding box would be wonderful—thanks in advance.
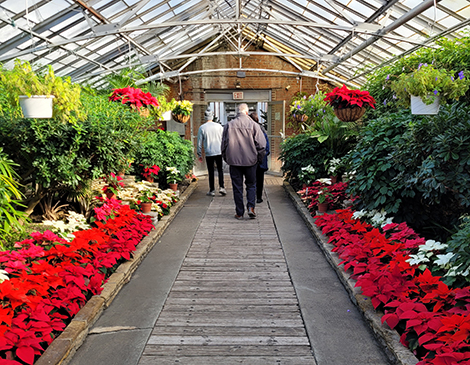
[1,0,469,87]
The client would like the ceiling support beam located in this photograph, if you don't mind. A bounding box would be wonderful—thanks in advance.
[323,0,440,74]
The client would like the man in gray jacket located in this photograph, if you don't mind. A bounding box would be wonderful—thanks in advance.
[197,108,226,196]
[221,103,266,219]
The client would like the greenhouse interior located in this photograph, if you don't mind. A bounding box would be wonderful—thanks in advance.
[1,0,470,364]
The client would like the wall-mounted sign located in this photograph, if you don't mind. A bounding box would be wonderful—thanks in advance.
[233,92,244,100]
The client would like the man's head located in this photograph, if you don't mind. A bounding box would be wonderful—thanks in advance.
[204,108,214,122]
[238,103,249,115]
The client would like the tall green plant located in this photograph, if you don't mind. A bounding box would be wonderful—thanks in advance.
[0,148,28,249]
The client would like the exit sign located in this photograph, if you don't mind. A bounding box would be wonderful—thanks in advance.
[233,92,244,100]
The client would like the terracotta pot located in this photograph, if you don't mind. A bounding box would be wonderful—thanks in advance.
[144,176,154,183]
[169,183,178,191]
[140,202,152,213]
[105,190,116,200]
[330,176,338,184]
[317,202,328,213]
[333,106,366,122]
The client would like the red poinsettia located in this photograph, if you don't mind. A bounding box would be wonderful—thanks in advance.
[324,85,376,109]
[109,87,159,109]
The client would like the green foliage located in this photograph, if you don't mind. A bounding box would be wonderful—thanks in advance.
[0,148,28,249]
[0,59,84,123]
[0,90,152,216]
[364,34,470,117]
[279,133,333,183]
[133,129,194,187]
[347,103,470,240]
[390,64,470,106]
[172,100,193,116]
[346,112,408,214]
[443,216,470,287]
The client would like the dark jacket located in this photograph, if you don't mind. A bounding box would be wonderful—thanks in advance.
[259,128,270,171]
[221,112,266,166]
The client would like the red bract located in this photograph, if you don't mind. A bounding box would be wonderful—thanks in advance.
[0,202,154,363]
[312,206,470,362]
[323,85,376,109]
[109,87,159,109]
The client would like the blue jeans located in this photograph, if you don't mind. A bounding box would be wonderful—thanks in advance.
[229,165,257,216]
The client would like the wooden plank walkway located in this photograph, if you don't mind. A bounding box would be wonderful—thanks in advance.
[139,176,316,364]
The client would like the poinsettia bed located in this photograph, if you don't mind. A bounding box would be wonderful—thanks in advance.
[315,209,470,365]
[0,200,154,364]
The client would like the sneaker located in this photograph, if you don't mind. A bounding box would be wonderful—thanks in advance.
[219,187,227,196]
[248,207,256,219]
[234,214,243,220]
[256,198,263,204]
[206,190,215,196]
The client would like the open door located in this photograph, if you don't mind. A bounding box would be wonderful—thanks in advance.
[266,101,285,173]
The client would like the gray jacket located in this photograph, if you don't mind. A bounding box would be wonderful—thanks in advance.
[197,121,223,157]
[221,112,266,166]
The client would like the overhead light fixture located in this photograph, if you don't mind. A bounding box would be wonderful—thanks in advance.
[235,81,241,89]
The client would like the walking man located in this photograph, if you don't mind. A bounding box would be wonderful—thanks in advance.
[221,103,266,219]
[197,107,227,196]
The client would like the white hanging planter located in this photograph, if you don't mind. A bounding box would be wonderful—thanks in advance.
[162,110,172,121]
[410,95,440,115]
[18,95,55,118]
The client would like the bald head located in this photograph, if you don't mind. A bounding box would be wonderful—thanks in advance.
[238,103,249,115]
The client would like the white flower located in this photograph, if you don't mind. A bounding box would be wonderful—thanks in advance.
[419,240,448,252]
[406,254,429,266]
[0,269,10,283]
[316,178,332,185]
[352,210,366,219]
[434,252,455,266]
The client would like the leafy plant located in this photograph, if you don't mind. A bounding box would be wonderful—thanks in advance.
[0,148,28,249]
[289,91,333,125]
[172,100,193,116]
[390,64,470,106]
[141,164,160,180]
[317,186,333,204]
[0,59,84,123]
[109,87,159,109]
[137,188,156,203]
[166,166,181,184]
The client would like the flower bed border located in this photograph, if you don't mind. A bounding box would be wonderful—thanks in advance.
[34,180,198,365]
[283,181,419,365]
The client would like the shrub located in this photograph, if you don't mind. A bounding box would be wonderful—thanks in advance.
[133,129,194,187]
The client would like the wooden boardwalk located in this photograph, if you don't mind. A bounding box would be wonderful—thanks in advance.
[139,177,316,364]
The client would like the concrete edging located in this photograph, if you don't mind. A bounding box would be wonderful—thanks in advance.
[283,181,419,365]
[35,181,198,365]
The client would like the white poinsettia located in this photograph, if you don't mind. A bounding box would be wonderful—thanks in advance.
[0,269,10,283]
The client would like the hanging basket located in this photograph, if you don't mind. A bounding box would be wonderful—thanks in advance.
[19,95,55,119]
[293,114,308,122]
[410,95,440,115]
[172,113,190,124]
[333,106,366,122]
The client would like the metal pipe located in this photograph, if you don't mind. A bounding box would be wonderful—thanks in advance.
[323,0,440,74]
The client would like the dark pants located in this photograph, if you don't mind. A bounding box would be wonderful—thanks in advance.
[229,164,257,217]
[206,155,224,191]
[256,166,267,200]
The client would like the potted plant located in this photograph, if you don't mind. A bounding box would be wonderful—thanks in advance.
[316,186,333,213]
[101,172,125,199]
[171,100,193,124]
[289,92,332,125]
[323,85,376,122]
[136,188,156,213]
[326,157,342,183]
[141,164,160,183]
[0,59,83,121]
[166,166,181,191]
[390,64,470,115]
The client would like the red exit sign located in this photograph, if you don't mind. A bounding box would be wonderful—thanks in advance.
[233,92,244,100]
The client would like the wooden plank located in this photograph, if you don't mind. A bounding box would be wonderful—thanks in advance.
[163,297,299,306]
[175,272,290,281]
[161,304,301,313]
[167,291,298,299]
[142,344,312,356]
[146,335,310,346]
[150,326,307,337]
[154,317,305,327]
[139,356,316,365]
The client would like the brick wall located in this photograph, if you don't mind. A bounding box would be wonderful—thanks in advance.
[164,47,334,172]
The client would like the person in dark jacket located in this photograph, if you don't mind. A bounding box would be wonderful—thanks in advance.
[249,112,270,204]
[221,103,266,219]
